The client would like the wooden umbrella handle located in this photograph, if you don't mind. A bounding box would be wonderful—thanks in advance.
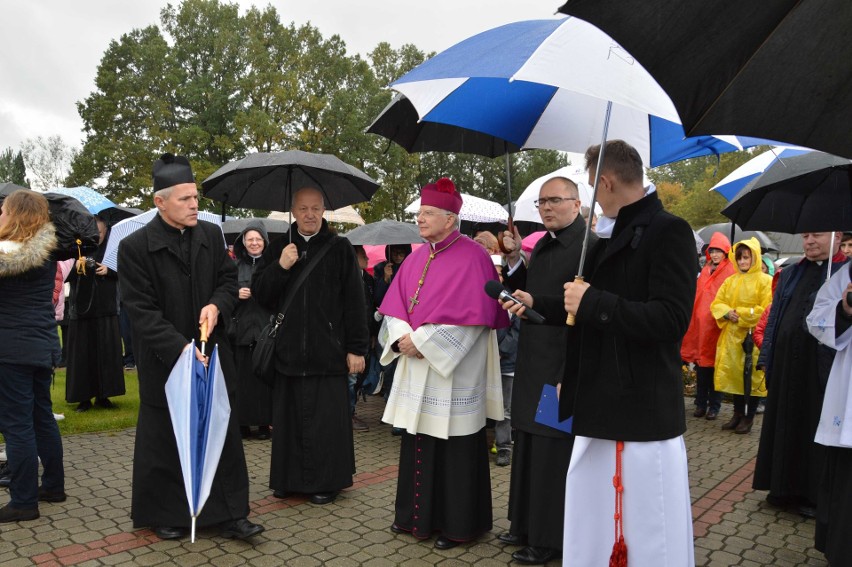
[200,320,209,344]
[498,217,515,254]
[566,276,584,326]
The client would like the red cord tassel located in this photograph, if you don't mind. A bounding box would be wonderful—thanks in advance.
[609,440,627,567]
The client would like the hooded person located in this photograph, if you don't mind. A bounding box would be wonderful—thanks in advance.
[229,222,273,439]
[379,177,508,550]
[681,232,736,420]
[710,237,773,434]
[373,243,413,306]
[118,153,263,541]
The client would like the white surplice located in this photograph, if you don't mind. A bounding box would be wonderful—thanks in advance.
[563,436,695,567]
[807,266,852,448]
[380,316,503,440]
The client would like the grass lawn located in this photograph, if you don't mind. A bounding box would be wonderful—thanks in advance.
[50,368,140,436]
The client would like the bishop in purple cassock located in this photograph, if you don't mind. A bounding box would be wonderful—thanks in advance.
[379,177,508,550]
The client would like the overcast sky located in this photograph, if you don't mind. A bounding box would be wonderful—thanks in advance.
[0,0,562,151]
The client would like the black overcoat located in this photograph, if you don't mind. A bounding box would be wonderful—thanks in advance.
[118,215,248,528]
[559,192,696,441]
[505,216,590,437]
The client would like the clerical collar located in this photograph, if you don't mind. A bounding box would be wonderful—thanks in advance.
[155,213,187,235]
[429,230,462,252]
[298,230,317,241]
[548,220,574,239]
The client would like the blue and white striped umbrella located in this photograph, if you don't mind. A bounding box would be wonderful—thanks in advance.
[101,209,223,271]
[392,17,776,168]
[710,146,815,200]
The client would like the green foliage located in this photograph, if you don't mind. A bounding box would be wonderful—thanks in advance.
[0,148,28,186]
[647,147,771,228]
[68,0,585,221]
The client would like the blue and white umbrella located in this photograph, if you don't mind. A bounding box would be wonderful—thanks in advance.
[392,17,776,168]
[710,146,815,201]
[50,186,140,225]
[165,340,230,543]
[101,210,223,272]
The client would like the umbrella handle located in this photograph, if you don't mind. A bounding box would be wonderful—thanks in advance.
[497,217,515,254]
[200,321,209,356]
[566,276,585,326]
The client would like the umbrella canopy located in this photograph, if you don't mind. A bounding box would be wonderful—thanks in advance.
[201,150,379,212]
[344,220,422,246]
[222,218,289,245]
[391,17,776,168]
[696,223,779,254]
[720,151,852,233]
[710,147,815,201]
[557,1,852,159]
[164,341,230,543]
[49,186,142,226]
[268,206,366,226]
[367,93,522,158]
[405,193,509,224]
[101,210,223,271]
[513,165,596,224]
[0,183,100,260]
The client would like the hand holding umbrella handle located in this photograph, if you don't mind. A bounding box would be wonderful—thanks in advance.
[498,217,515,254]
[566,276,585,326]
[199,320,209,357]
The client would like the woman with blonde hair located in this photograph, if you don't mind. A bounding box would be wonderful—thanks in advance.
[0,190,66,523]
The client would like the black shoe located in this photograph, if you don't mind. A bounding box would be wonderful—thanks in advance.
[693,407,707,418]
[798,503,817,518]
[496,449,511,467]
[512,546,560,565]
[95,398,115,409]
[391,427,405,436]
[497,532,526,546]
[221,518,264,540]
[309,491,339,505]
[255,426,271,440]
[706,408,719,420]
[153,526,187,540]
[0,504,39,523]
[765,493,788,507]
[390,523,408,534]
[0,462,10,487]
[75,400,92,413]
[272,490,291,499]
[38,487,67,503]
[435,535,461,550]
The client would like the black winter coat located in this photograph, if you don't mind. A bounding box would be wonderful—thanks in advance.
[229,222,271,347]
[505,216,591,437]
[118,216,239,408]
[559,192,696,441]
[251,220,369,376]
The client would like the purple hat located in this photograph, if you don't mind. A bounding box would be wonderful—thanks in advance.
[421,177,462,214]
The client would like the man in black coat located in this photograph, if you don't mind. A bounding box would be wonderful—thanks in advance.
[118,154,263,541]
[560,141,696,565]
[252,187,368,506]
[496,176,590,565]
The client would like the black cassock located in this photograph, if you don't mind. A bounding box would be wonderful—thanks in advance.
[119,216,249,528]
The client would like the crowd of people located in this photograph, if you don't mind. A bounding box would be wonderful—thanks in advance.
[2,140,852,566]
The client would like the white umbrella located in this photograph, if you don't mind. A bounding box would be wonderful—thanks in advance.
[269,205,366,226]
[165,340,230,543]
[101,210,223,272]
[404,193,509,224]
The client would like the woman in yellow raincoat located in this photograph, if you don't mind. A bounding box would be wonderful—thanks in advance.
[710,237,773,434]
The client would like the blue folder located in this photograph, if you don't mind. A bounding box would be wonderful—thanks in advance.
[534,384,573,433]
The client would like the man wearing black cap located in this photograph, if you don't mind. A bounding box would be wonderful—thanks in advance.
[118,153,263,541]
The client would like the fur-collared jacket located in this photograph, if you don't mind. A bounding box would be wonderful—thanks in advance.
[0,224,61,368]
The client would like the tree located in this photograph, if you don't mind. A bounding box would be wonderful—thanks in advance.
[0,148,28,186]
[20,136,76,190]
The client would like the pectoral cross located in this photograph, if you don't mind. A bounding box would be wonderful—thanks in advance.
[407,295,420,313]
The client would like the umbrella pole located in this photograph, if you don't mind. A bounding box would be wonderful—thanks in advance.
[567,101,613,325]
[498,147,515,254]
[191,516,196,543]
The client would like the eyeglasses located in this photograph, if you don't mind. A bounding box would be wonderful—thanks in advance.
[533,197,577,208]
[416,210,452,218]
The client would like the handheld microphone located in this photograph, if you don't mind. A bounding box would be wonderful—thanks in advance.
[484,280,546,324]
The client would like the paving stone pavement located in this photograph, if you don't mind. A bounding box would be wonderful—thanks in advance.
[0,397,830,566]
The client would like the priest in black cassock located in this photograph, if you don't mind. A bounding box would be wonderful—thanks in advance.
[754,232,847,517]
[118,153,263,541]
[498,176,590,565]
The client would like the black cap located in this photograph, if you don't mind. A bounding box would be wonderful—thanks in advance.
[152,153,195,191]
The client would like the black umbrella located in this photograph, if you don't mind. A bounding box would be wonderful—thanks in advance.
[0,183,99,260]
[343,220,422,246]
[721,151,852,233]
[366,93,522,248]
[98,206,143,227]
[742,329,755,415]
[201,151,379,212]
[695,223,779,254]
[557,1,852,159]
[221,218,290,245]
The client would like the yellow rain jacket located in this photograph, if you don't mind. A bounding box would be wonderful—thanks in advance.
[710,237,773,397]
